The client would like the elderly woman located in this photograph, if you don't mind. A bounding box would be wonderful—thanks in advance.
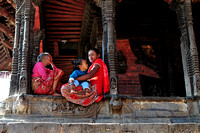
[32,52,64,96]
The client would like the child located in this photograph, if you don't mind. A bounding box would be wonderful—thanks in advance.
[69,58,91,96]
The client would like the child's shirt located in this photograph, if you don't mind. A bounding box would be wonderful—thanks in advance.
[69,70,87,82]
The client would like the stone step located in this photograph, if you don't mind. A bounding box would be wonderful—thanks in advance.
[0,121,199,133]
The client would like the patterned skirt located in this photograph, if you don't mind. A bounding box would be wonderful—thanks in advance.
[61,83,99,106]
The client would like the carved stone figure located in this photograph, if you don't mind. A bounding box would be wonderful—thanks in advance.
[14,94,27,114]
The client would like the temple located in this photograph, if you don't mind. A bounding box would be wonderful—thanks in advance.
[0,0,200,132]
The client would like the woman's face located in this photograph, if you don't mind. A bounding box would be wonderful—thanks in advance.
[88,50,99,63]
[43,55,51,66]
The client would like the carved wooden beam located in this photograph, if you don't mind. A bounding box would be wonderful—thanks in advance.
[0,23,14,39]
[7,0,16,9]
[1,40,13,50]
[0,6,15,25]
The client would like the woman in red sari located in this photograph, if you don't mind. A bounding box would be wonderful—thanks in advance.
[32,52,64,96]
[61,48,110,106]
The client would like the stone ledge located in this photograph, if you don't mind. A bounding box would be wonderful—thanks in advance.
[0,94,195,119]
[0,122,200,133]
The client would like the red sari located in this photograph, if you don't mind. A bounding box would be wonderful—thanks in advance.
[61,58,109,106]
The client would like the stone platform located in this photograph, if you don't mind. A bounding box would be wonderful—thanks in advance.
[0,94,200,132]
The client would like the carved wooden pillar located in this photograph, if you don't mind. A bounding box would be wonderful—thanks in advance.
[9,0,21,95]
[171,0,200,96]
[102,0,118,95]
[19,0,32,94]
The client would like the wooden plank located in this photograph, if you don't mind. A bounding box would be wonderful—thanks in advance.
[46,18,82,22]
[46,1,84,11]
[44,4,83,13]
[48,39,80,42]
[46,27,81,31]
[46,23,82,26]
[47,31,80,34]
[74,0,85,5]
[45,14,82,18]
[47,35,80,38]
[62,0,85,7]
[45,9,82,16]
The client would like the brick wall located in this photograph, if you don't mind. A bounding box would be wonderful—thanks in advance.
[117,39,159,96]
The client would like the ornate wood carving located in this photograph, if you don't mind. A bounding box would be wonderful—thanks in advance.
[10,0,21,95]
[102,0,118,95]
[171,0,200,96]
[19,0,31,94]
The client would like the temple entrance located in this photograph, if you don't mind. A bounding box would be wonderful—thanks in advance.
[41,0,85,83]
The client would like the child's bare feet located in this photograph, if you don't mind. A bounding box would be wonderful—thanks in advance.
[86,92,90,97]
[84,88,91,96]
[70,89,77,94]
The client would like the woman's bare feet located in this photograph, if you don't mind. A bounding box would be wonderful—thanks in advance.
[52,92,61,96]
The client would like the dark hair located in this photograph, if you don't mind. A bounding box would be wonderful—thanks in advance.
[88,48,100,55]
[37,52,49,62]
[72,58,83,70]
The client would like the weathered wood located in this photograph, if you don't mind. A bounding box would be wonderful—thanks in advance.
[2,40,13,50]
[171,0,200,96]
[10,0,21,96]
[102,0,118,95]
[0,23,14,39]
[0,6,15,25]
[19,0,31,94]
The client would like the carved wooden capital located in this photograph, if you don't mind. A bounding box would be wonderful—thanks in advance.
[170,0,184,10]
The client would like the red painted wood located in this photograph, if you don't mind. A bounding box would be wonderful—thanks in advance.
[33,6,40,31]
[44,4,83,13]
[45,9,82,16]
[46,18,82,22]
[46,0,84,11]
[62,0,85,7]
[46,23,82,26]
[45,14,82,18]
[47,27,81,31]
